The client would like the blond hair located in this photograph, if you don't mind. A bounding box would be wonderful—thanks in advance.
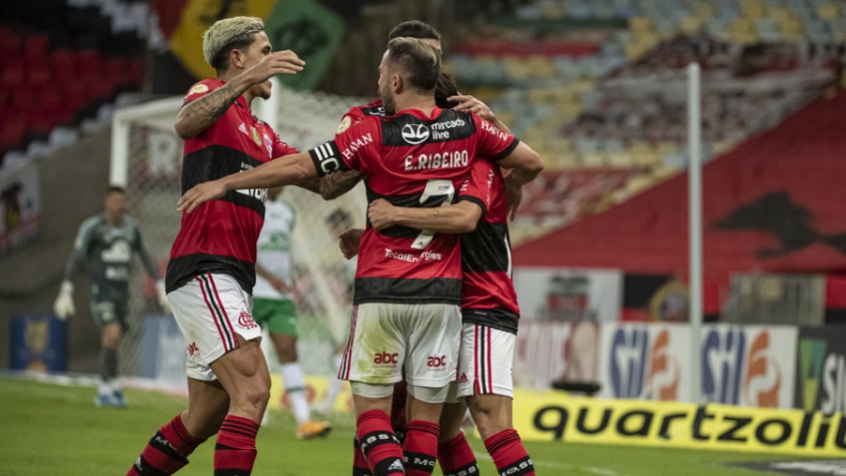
[202,16,265,71]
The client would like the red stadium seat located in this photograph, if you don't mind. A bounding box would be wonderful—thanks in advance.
[27,62,53,86]
[76,49,103,77]
[0,61,25,87]
[24,33,50,58]
[0,117,26,149]
[51,49,77,76]
[62,81,91,112]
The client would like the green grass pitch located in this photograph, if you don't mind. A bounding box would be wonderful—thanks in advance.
[0,377,814,475]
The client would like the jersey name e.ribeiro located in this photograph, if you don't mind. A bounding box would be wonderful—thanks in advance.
[456,159,521,334]
[166,79,298,294]
[253,199,296,301]
[309,107,520,305]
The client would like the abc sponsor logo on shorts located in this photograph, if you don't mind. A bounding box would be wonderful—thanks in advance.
[427,355,447,368]
[373,351,399,365]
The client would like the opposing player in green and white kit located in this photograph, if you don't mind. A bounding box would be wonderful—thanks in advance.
[253,186,330,439]
[54,186,170,407]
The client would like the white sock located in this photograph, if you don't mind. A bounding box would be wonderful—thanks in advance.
[281,362,310,425]
[98,379,113,396]
[324,353,345,404]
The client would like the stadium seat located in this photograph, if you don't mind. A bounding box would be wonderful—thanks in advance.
[0,117,26,150]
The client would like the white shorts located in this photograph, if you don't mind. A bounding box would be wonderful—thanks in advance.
[456,323,515,398]
[167,273,262,381]
[337,302,461,388]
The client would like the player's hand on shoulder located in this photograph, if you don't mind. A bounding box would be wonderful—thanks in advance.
[448,94,496,122]
[338,228,363,260]
[367,199,397,231]
[247,50,305,83]
[177,180,228,213]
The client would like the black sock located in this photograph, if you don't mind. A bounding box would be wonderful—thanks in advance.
[100,347,118,382]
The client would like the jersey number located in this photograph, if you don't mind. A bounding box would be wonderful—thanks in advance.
[412,180,455,250]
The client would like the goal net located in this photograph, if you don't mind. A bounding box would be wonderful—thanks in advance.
[110,81,368,389]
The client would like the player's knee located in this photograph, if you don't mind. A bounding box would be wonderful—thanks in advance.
[277,346,297,363]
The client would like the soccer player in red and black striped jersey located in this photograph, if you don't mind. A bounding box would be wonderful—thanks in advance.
[125,17,305,476]
[303,21,512,475]
[367,157,536,476]
[177,38,542,476]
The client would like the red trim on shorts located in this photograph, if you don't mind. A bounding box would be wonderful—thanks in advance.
[340,305,358,380]
[208,274,238,348]
[195,276,229,352]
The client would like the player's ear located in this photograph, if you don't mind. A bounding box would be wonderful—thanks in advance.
[231,48,245,69]
[392,73,403,95]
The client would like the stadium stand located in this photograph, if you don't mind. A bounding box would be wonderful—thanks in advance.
[450,0,844,236]
[0,0,148,167]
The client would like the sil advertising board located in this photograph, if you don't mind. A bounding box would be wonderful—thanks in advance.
[595,323,797,408]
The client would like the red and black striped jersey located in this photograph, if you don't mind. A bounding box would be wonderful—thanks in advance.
[310,107,519,305]
[456,159,520,334]
[339,98,385,129]
[166,79,298,294]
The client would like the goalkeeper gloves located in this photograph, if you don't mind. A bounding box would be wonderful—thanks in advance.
[156,280,171,314]
[53,281,76,320]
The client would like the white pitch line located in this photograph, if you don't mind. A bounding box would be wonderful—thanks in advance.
[475,454,625,476]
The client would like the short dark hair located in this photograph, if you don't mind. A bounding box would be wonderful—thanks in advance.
[388,20,441,42]
[434,73,459,108]
[385,37,441,91]
[106,186,126,195]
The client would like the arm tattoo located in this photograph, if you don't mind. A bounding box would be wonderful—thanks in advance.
[319,171,362,200]
[178,84,242,133]
[295,176,322,194]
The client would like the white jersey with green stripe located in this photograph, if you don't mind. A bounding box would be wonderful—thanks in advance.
[253,199,296,300]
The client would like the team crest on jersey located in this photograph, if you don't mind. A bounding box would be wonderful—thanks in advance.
[337,115,352,133]
[250,126,261,147]
[188,84,208,96]
[401,123,430,144]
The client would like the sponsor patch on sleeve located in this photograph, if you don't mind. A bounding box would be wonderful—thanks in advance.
[337,115,352,134]
[188,84,209,95]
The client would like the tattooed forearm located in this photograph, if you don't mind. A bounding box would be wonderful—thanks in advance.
[319,171,362,200]
[175,83,245,139]
[295,176,322,194]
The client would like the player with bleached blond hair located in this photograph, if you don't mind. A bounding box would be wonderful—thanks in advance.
[124,16,305,476]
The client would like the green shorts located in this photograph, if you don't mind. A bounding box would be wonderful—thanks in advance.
[90,300,128,332]
[252,298,297,337]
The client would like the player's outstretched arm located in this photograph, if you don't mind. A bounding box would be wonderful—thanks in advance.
[368,199,483,234]
[177,151,316,213]
[294,171,362,200]
[175,51,305,139]
[318,171,362,200]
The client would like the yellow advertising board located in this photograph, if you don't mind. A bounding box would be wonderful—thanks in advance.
[267,377,846,456]
[511,389,846,456]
